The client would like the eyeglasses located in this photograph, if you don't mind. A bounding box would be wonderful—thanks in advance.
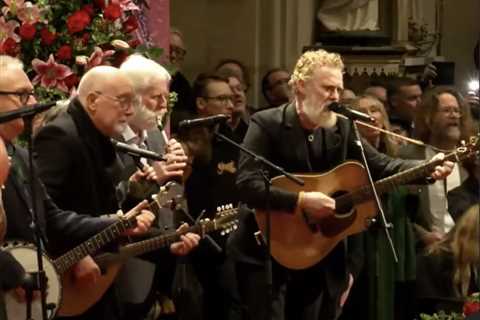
[95,91,135,111]
[0,91,35,105]
[203,95,235,105]
[439,107,462,116]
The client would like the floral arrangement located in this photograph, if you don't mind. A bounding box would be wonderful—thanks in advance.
[420,293,480,320]
[0,0,162,101]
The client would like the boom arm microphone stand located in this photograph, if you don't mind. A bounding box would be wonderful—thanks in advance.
[350,119,398,263]
[0,102,57,320]
[23,117,49,320]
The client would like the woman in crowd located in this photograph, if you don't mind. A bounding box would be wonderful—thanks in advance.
[416,204,480,316]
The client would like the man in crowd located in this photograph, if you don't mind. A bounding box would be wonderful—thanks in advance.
[228,49,454,320]
[261,68,291,110]
[169,27,196,132]
[33,65,195,320]
[180,73,246,319]
[398,87,476,246]
[387,77,423,136]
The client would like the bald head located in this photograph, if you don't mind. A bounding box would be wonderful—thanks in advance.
[77,66,135,137]
[78,66,131,105]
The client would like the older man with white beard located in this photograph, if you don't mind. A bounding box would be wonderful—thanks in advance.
[115,54,198,320]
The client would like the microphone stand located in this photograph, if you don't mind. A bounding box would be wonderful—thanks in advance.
[23,116,49,320]
[213,127,304,320]
[350,120,398,262]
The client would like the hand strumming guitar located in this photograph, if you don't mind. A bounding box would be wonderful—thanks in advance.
[297,191,336,220]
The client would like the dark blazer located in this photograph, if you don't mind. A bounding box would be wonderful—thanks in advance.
[447,176,479,220]
[230,103,421,299]
[33,98,124,320]
[33,98,121,216]
[4,145,112,254]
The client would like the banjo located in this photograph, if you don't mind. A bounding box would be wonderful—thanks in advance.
[1,181,182,320]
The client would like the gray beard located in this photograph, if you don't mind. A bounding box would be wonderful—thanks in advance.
[303,100,338,129]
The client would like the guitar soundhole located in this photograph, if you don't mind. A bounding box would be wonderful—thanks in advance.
[316,190,357,238]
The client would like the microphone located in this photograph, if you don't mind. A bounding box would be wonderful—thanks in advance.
[0,102,57,124]
[178,114,228,130]
[327,102,376,123]
[111,139,165,161]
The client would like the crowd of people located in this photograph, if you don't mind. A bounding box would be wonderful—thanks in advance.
[0,26,478,320]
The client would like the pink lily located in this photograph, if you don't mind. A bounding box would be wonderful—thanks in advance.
[16,2,41,24]
[0,17,20,44]
[32,54,73,92]
[1,0,26,17]
[85,46,115,70]
[112,0,140,12]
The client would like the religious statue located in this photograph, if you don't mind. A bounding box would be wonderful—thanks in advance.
[317,0,380,32]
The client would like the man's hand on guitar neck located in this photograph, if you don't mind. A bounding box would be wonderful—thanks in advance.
[123,200,156,236]
[298,191,336,220]
[429,153,454,180]
[169,223,201,256]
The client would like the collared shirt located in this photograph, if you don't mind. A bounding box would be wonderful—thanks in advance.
[121,125,149,166]
[426,146,466,233]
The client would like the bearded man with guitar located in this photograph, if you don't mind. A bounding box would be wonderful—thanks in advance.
[228,49,455,320]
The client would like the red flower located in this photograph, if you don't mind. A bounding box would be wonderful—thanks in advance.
[82,4,94,17]
[464,301,480,316]
[103,3,122,21]
[0,37,19,56]
[56,45,73,61]
[18,23,36,41]
[66,10,91,34]
[81,32,90,45]
[40,28,56,45]
[128,38,141,48]
[64,73,79,89]
[122,15,138,33]
[94,0,106,9]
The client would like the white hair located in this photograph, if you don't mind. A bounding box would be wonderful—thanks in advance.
[120,54,171,93]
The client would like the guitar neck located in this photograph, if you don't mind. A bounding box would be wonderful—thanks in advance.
[54,216,136,274]
[113,223,212,259]
[345,149,468,205]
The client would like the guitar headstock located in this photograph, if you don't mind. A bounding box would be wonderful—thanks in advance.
[456,135,480,162]
[152,181,185,210]
[199,204,239,236]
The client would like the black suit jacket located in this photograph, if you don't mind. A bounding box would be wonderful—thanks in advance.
[33,98,121,216]
[4,145,112,254]
[229,103,421,299]
[33,98,124,319]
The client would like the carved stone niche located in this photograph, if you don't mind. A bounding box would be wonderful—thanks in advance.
[303,45,408,93]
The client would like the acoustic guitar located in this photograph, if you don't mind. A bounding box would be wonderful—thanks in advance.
[58,204,239,317]
[255,135,479,270]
